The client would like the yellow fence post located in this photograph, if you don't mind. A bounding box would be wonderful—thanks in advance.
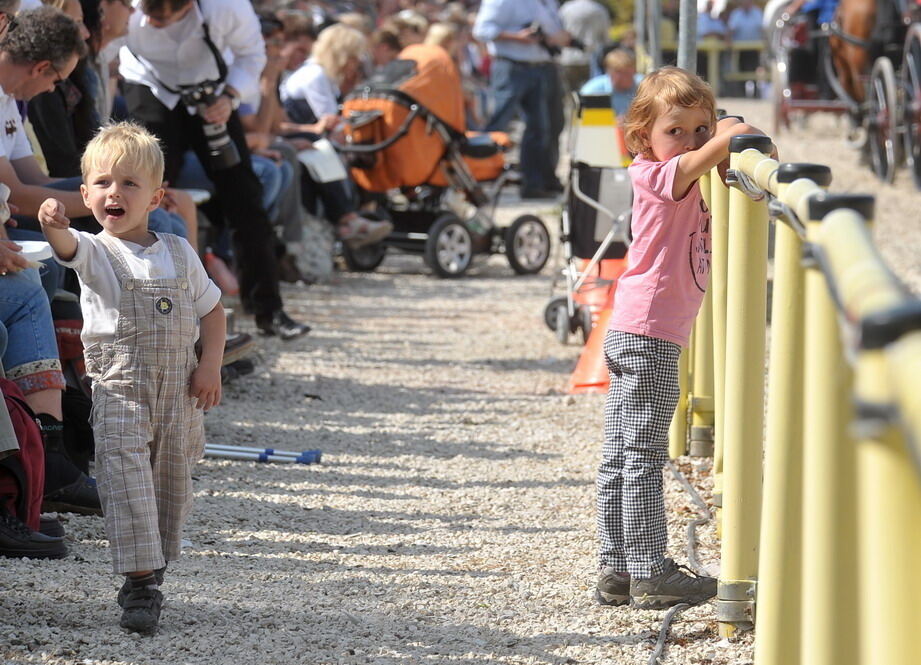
[710,157,731,511]
[817,209,921,665]
[689,170,714,457]
[669,347,690,459]
[799,195,867,665]
[717,136,773,637]
[753,163,831,665]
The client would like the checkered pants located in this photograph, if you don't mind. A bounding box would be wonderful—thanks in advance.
[596,330,681,578]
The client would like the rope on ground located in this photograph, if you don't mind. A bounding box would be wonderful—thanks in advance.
[646,460,715,665]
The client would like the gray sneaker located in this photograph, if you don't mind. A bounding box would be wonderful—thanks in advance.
[594,567,630,606]
[630,558,717,610]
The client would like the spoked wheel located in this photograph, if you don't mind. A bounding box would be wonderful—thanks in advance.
[867,56,899,184]
[424,213,473,278]
[544,296,568,331]
[902,25,921,189]
[505,214,550,275]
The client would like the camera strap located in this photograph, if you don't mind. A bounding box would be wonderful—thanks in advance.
[126,0,229,96]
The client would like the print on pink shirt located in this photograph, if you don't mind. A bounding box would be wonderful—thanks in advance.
[689,198,711,292]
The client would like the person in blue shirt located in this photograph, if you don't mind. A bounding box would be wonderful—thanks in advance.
[579,49,641,118]
[473,0,570,199]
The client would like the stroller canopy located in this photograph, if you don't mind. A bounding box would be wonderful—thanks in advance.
[365,43,466,133]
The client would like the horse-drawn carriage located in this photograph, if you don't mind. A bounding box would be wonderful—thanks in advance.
[768,0,921,187]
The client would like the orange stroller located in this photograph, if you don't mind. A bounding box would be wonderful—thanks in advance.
[336,44,550,277]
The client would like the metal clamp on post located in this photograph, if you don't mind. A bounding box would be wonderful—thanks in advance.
[716,580,757,627]
[767,198,806,237]
[725,168,765,201]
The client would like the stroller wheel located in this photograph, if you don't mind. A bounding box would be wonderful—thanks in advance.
[543,296,568,331]
[505,214,550,275]
[342,243,387,272]
[424,213,473,278]
[554,304,570,344]
[578,306,594,344]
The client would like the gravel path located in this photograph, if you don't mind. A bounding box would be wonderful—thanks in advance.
[1,98,916,665]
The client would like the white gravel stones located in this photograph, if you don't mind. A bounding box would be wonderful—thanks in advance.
[2,98,913,665]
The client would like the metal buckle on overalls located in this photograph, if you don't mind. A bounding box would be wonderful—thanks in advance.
[180,279,189,290]
[124,279,135,291]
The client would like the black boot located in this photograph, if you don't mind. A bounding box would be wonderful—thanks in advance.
[38,414,102,516]
[0,503,67,559]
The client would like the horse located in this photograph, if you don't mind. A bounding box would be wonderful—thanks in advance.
[827,0,907,113]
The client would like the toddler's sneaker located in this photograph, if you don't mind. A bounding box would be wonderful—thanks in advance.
[117,566,166,607]
[594,567,630,606]
[630,558,717,610]
[119,573,164,635]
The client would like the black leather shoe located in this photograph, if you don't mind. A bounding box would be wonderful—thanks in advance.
[255,311,311,341]
[0,507,67,559]
[42,473,103,516]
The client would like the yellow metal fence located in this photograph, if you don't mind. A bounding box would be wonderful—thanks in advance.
[668,133,921,664]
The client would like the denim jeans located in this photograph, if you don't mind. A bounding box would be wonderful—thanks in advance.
[0,272,64,394]
[485,58,550,191]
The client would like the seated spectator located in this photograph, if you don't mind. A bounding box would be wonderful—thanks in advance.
[370,27,402,68]
[281,23,392,247]
[697,0,729,84]
[335,11,372,37]
[727,0,764,96]
[0,267,101,516]
[277,9,316,76]
[579,49,641,119]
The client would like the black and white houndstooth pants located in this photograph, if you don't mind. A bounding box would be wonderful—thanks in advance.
[596,329,681,578]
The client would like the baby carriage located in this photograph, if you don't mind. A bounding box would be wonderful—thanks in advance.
[335,44,550,277]
[544,93,632,343]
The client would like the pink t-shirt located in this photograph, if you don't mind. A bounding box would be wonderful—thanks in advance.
[608,154,711,347]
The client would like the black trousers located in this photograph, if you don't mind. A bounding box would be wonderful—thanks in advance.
[123,83,282,317]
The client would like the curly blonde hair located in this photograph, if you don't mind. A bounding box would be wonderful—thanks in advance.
[313,23,367,85]
[623,67,716,158]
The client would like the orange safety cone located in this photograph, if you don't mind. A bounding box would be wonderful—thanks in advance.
[567,307,613,394]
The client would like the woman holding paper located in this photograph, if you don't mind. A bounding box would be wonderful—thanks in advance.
[278,23,391,247]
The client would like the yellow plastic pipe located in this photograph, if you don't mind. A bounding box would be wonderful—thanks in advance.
[709,165,730,507]
[717,135,773,637]
[800,201,862,665]
[754,164,830,665]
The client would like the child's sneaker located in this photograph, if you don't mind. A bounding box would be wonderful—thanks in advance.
[119,584,163,635]
[117,566,166,607]
[630,558,717,610]
[594,567,630,606]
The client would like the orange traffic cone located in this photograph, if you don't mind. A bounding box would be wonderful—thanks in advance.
[567,307,612,394]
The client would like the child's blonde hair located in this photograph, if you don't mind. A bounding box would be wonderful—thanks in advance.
[623,67,717,157]
[81,122,165,187]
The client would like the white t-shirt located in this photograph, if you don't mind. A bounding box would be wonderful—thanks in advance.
[0,85,34,162]
[54,230,222,347]
[280,59,339,119]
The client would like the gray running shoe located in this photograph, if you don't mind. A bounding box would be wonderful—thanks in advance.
[594,567,630,606]
[630,558,717,610]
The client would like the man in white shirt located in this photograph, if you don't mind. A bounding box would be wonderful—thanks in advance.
[120,0,308,340]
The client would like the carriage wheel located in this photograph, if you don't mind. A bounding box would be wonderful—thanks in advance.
[902,25,921,190]
[867,56,899,184]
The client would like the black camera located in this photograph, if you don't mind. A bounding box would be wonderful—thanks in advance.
[179,81,241,170]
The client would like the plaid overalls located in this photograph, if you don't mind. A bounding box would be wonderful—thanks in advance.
[84,233,204,574]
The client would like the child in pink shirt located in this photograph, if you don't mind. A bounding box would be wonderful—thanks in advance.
[595,67,773,610]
